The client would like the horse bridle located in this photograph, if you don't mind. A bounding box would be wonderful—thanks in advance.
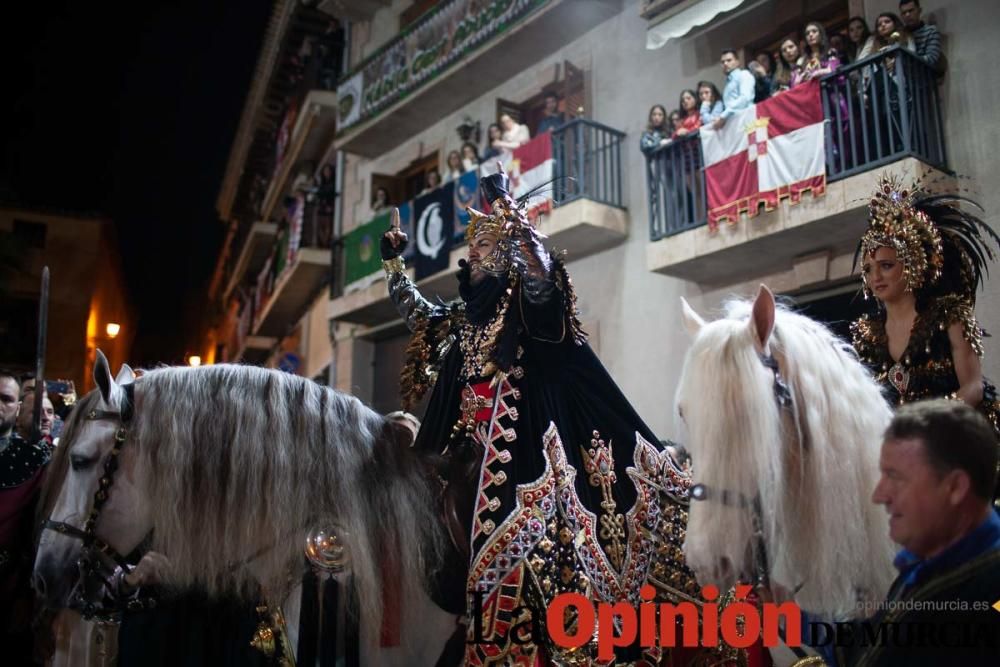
[42,383,155,619]
[689,348,793,588]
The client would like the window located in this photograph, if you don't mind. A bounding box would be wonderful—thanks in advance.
[497,61,586,136]
[13,219,47,249]
[370,151,440,209]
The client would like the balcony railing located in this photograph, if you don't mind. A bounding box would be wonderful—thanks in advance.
[328,119,628,321]
[552,118,626,208]
[647,47,947,240]
[646,132,707,240]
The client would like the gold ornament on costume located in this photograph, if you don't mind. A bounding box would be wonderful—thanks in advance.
[464,164,539,277]
[464,206,506,243]
[859,174,944,295]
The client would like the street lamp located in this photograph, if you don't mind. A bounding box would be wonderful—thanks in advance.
[188,355,202,367]
[105,322,121,339]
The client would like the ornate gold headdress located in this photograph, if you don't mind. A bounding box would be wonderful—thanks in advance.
[462,166,529,276]
[858,174,944,295]
[464,206,505,242]
[856,173,1000,303]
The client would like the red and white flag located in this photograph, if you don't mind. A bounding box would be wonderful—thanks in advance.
[700,79,826,230]
[482,132,554,220]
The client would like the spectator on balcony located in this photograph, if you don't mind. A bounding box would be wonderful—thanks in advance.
[829,32,847,59]
[444,150,464,182]
[845,16,872,64]
[480,123,504,162]
[535,92,566,134]
[858,13,914,61]
[461,142,480,171]
[772,36,801,94]
[748,61,772,102]
[697,81,724,125]
[639,104,671,155]
[419,169,442,197]
[493,113,530,152]
[372,186,391,217]
[316,163,336,205]
[674,90,702,137]
[668,109,683,135]
[899,0,945,74]
[711,50,755,129]
[791,22,841,87]
[754,50,776,92]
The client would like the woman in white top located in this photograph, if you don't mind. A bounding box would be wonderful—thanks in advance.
[444,150,463,182]
[857,12,915,61]
[461,142,480,172]
[494,113,530,151]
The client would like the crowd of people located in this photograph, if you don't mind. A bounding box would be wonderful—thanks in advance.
[0,373,71,665]
[371,91,567,213]
[642,0,945,157]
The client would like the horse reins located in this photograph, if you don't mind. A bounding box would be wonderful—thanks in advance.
[42,382,155,619]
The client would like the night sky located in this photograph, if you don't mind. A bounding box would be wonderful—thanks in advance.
[2,0,272,366]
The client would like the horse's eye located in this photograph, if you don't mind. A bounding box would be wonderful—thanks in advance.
[70,454,97,471]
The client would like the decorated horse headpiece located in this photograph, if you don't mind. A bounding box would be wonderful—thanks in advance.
[857,173,999,302]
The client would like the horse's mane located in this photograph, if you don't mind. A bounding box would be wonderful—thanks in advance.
[35,391,103,539]
[676,299,895,618]
[129,364,444,633]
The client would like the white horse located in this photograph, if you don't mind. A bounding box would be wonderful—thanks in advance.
[34,351,458,665]
[676,286,896,619]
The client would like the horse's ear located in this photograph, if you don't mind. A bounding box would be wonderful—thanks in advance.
[115,364,136,386]
[94,349,115,404]
[749,284,776,352]
[386,420,416,449]
[680,297,705,338]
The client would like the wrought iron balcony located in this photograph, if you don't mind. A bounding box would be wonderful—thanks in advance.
[330,118,627,326]
[649,47,946,240]
[647,47,950,284]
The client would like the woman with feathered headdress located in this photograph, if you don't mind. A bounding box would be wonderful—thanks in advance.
[851,174,1000,437]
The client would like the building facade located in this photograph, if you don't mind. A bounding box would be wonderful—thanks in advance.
[0,205,134,392]
[211,0,1000,438]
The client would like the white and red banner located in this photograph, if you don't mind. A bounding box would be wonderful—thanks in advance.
[700,79,826,230]
[482,131,554,220]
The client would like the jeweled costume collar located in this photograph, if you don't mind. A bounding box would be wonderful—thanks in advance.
[0,432,51,489]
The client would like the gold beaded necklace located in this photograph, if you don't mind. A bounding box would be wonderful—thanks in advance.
[458,285,513,380]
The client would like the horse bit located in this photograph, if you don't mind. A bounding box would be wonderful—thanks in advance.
[41,382,156,620]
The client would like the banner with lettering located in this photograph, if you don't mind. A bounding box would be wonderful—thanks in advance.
[336,0,550,132]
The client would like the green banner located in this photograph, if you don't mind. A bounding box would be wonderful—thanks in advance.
[343,212,389,285]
